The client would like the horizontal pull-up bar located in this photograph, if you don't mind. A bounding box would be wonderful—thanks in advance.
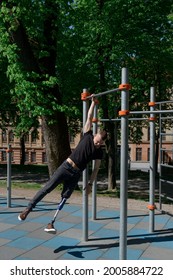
[160,116,173,120]
[87,87,120,99]
[129,109,173,115]
[155,100,173,105]
[100,117,148,122]
[81,84,131,100]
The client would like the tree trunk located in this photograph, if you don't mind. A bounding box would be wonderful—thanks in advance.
[95,0,117,190]
[97,58,117,190]
[108,122,117,190]
[20,135,25,165]
[42,112,71,176]
[6,6,71,176]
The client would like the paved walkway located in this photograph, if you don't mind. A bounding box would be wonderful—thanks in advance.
[0,193,173,260]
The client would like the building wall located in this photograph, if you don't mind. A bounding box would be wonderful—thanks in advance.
[129,126,173,164]
[1,123,173,165]
[0,125,81,165]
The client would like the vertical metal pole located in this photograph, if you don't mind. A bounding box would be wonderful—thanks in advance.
[159,104,162,210]
[82,89,89,241]
[119,68,129,260]
[149,87,155,232]
[7,144,12,208]
[92,104,98,220]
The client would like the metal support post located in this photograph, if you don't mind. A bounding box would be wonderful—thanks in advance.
[159,106,163,210]
[149,87,156,232]
[92,104,98,220]
[7,145,12,208]
[119,68,129,260]
[82,89,89,241]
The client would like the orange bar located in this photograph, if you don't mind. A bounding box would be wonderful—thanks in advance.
[147,204,156,210]
[119,84,132,90]
[148,117,156,121]
[81,92,91,100]
[148,101,156,106]
[118,110,130,116]
[92,118,98,123]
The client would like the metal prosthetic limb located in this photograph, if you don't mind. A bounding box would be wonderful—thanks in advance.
[44,197,66,234]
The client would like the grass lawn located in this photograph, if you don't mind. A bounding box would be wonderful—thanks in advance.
[0,164,172,204]
[0,180,41,190]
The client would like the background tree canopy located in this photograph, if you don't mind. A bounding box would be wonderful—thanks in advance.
[0,0,173,179]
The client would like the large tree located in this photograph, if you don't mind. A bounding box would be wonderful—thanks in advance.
[0,0,72,175]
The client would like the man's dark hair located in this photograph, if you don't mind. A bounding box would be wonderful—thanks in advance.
[100,130,107,140]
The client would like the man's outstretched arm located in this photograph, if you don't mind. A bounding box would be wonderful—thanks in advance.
[84,159,101,195]
[83,97,96,133]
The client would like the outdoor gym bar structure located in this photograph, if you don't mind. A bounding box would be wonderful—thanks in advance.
[119,68,129,260]
[81,68,131,259]
[148,87,156,233]
[0,145,12,208]
[81,67,173,260]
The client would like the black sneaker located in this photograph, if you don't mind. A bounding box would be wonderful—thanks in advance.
[44,223,57,234]
[18,208,30,221]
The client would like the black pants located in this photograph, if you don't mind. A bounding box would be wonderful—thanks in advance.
[28,161,81,210]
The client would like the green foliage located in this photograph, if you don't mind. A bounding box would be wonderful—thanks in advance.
[0,0,173,143]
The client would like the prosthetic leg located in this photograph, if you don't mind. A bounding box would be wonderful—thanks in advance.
[44,197,66,234]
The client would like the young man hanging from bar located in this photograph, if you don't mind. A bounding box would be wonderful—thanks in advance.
[18,96,107,232]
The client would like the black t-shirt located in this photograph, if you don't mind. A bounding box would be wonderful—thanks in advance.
[69,131,103,171]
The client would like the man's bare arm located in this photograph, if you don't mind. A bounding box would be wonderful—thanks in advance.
[84,159,101,195]
[88,159,101,184]
[83,97,96,133]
